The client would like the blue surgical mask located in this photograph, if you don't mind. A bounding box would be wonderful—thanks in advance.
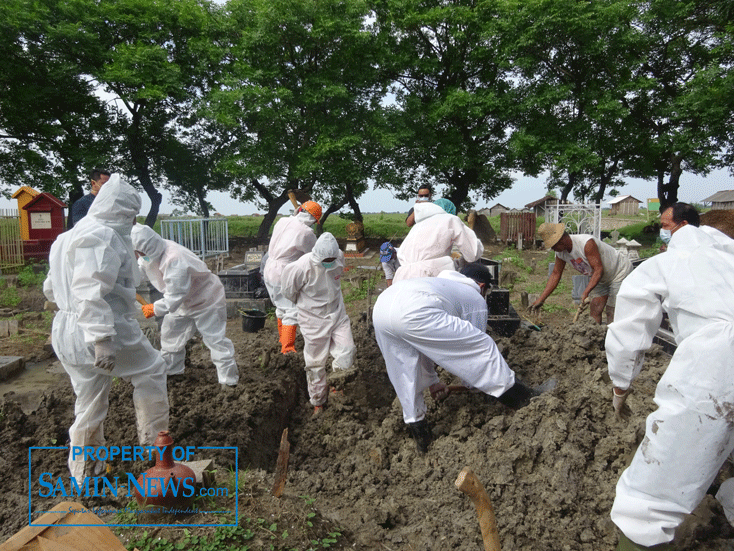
[322,260,336,269]
[141,256,150,262]
[659,228,672,244]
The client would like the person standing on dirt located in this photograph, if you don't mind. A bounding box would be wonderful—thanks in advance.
[373,263,548,454]
[263,201,321,354]
[605,223,734,551]
[394,198,483,282]
[280,232,355,416]
[405,183,433,227]
[379,242,400,287]
[530,223,632,324]
[70,168,111,226]
[43,174,169,485]
[131,224,239,390]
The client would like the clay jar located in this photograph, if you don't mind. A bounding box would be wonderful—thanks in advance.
[133,431,197,510]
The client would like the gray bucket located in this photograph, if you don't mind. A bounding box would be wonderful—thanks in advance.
[241,309,266,333]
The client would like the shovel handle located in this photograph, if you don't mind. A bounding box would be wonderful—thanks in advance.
[456,467,501,551]
[136,293,148,306]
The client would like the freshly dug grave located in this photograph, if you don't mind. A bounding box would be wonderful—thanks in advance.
[1,308,733,550]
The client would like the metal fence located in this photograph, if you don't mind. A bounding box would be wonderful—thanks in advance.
[160,218,229,260]
[0,209,24,272]
[547,203,602,239]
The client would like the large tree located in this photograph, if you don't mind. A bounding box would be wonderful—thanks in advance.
[46,0,225,225]
[371,0,516,211]
[210,0,386,238]
[627,0,732,206]
[0,0,117,205]
[504,0,649,203]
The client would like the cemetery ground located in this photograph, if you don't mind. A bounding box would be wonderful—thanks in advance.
[0,237,732,550]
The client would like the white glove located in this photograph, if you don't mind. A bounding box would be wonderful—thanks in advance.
[612,387,631,421]
[94,338,116,372]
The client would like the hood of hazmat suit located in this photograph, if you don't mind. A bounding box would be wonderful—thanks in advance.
[395,202,483,281]
[281,232,346,323]
[131,224,225,317]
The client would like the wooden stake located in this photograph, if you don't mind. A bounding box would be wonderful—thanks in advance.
[270,428,290,497]
[455,467,501,551]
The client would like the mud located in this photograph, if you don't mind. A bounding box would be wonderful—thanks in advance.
[1,254,734,549]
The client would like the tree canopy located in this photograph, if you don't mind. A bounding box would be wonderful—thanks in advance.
[0,0,732,230]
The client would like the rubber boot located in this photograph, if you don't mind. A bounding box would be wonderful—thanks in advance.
[616,534,675,551]
[406,419,433,454]
[497,381,539,409]
[280,325,297,354]
[277,318,283,341]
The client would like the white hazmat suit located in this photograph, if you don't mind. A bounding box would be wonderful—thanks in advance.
[43,175,169,484]
[281,232,355,406]
[394,202,483,281]
[263,211,318,326]
[606,224,734,547]
[372,271,516,423]
[131,224,239,386]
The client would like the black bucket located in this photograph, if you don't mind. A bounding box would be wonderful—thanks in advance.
[241,309,267,333]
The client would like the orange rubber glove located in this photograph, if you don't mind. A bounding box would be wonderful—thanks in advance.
[142,304,156,318]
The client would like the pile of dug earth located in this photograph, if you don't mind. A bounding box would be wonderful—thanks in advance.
[1,316,733,550]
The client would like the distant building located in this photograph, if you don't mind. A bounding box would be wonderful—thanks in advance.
[487,203,509,217]
[607,195,642,216]
[703,190,734,210]
[525,195,558,218]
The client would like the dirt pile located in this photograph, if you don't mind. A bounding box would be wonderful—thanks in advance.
[2,308,733,549]
[701,209,734,239]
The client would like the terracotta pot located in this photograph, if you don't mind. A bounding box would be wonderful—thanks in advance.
[133,431,197,510]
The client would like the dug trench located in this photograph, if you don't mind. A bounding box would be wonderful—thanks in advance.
[1,245,734,550]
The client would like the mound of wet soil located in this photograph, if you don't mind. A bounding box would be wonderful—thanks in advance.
[2,309,733,549]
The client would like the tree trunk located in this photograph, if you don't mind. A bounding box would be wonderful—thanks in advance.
[196,186,210,218]
[656,155,682,208]
[128,109,162,226]
[560,172,577,203]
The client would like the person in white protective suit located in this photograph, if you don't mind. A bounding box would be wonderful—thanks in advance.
[263,201,321,354]
[130,224,239,389]
[43,174,169,484]
[373,263,550,453]
[605,223,734,551]
[394,198,483,282]
[280,232,355,415]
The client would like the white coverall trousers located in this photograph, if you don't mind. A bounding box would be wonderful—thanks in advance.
[54,310,169,484]
[611,322,734,546]
[160,305,238,385]
[300,311,355,406]
[372,295,514,423]
[263,278,298,326]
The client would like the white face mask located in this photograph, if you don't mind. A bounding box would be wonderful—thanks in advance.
[416,195,430,202]
[659,228,672,244]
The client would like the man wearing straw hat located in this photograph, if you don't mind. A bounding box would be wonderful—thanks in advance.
[530,222,632,324]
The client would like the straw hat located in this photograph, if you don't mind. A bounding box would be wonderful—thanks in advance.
[537,222,566,249]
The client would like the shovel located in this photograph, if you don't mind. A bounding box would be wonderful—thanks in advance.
[573,297,591,323]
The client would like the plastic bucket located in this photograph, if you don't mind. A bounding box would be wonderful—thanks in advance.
[241,309,266,333]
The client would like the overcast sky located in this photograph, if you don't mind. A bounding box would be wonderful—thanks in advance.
[136,166,733,216]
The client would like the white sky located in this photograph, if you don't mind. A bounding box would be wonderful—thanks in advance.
[138,167,733,216]
[1,167,729,216]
